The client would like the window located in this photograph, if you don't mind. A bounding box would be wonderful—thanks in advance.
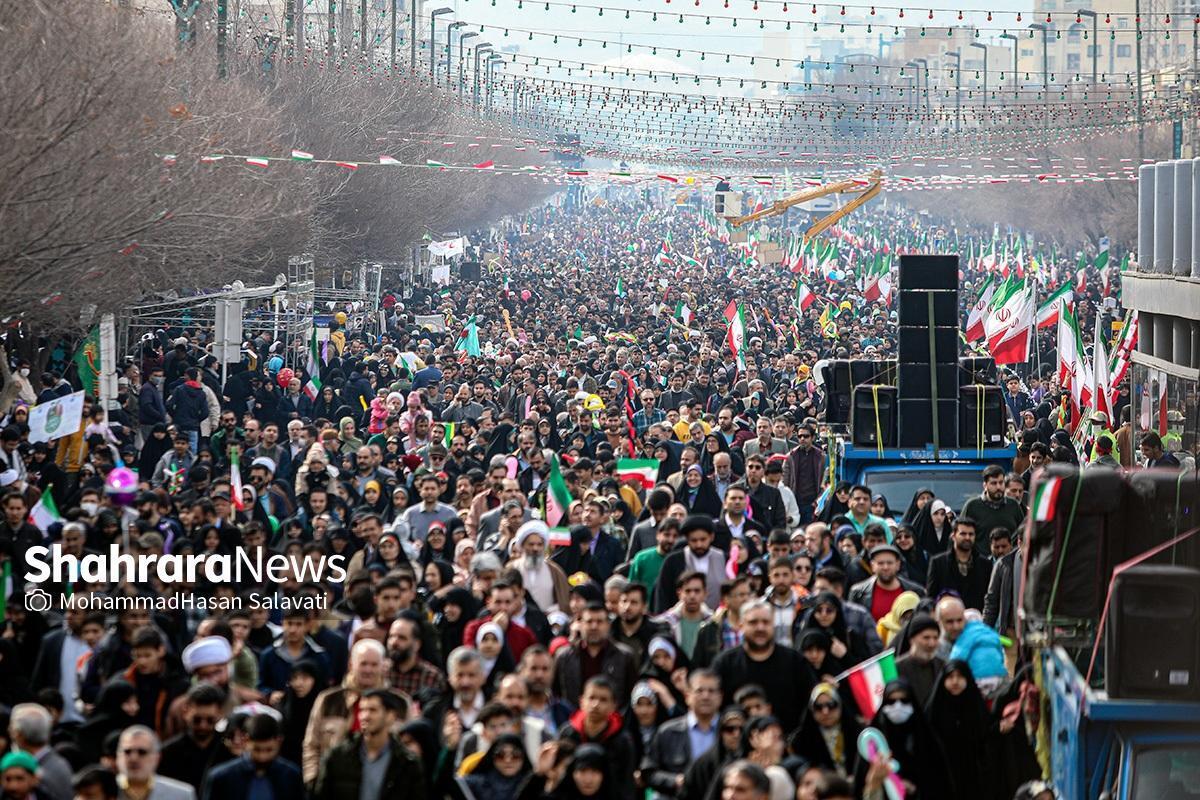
[1021,48,1034,57]
[1087,45,1100,57]
[1067,53,1080,70]
[1117,44,1132,57]
[1067,24,1083,41]
[1117,16,1130,28]
[1130,744,1200,799]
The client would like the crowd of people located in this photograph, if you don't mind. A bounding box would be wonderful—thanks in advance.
[0,195,1146,800]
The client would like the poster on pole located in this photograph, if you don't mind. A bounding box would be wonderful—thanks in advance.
[28,391,85,444]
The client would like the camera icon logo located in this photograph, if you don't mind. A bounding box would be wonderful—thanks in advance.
[25,589,53,613]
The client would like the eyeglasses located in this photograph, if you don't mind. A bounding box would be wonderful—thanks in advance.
[121,748,151,757]
[812,702,838,712]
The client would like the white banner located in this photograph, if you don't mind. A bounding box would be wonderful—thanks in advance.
[28,391,85,444]
[431,264,451,286]
[414,314,447,332]
[428,237,467,258]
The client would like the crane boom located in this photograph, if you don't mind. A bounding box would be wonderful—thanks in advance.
[726,170,883,238]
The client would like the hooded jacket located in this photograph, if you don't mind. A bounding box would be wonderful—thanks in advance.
[559,710,636,799]
[167,380,209,431]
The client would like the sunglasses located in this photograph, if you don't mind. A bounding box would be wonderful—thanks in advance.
[812,702,839,712]
[495,749,522,761]
[721,725,744,734]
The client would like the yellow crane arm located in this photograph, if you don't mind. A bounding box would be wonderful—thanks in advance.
[726,170,883,238]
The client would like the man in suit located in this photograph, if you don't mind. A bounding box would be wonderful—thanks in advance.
[741,417,789,459]
[312,689,422,800]
[652,515,726,614]
[713,484,768,557]
[200,714,303,800]
[641,670,722,796]
[10,704,73,800]
[581,497,624,586]
[116,726,196,800]
[31,605,91,725]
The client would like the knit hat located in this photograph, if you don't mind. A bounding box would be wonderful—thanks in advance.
[907,613,940,638]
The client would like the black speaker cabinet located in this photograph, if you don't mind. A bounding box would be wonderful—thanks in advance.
[897,398,959,449]
[852,385,898,448]
[460,261,482,281]
[898,254,958,291]
[897,327,959,364]
[898,290,959,323]
[821,360,854,424]
[1105,565,1200,701]
[898,363,960,400]
[850,359,898,387]
[959,356,997,386]
[959,385,1008,448]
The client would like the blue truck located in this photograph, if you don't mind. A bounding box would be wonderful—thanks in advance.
[834,441,1017,513]
[1042,646,1200,800]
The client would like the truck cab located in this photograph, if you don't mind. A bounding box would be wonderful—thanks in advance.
[836,441,1017,514]
[1043,646,1200,800]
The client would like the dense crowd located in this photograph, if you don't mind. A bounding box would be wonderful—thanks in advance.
[0,197,1153,800]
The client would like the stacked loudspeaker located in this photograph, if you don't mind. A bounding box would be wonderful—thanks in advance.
[897,255,959,448]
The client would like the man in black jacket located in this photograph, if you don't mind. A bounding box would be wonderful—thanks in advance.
[641,669,722,796]
[166,367,210,454]
[0,491,42,594]
[312,689,423,800]
[559,676,637,799]
[201,713,304,800]
[926,517,993,611]
[551,603,638,707]
[741,456,786,531]
[159,684,232,791]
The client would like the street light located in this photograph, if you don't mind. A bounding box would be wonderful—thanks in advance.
[429,7,453,83]
[1029,23,1050,153]
[969,41,988,109]
[1077,9,1098,87]
[913,57,931,114]
[446,21,467,88]
[904,62,920,114]
[999,32,1019,92]
[457,31,478,96]
[487,52,504,112]
[945,49,961,133]
[473,42,493,113]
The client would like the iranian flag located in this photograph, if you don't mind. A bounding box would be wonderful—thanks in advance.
[1059,305,1092,423]
[378,155,400,165]
[675,301,694,325]
[1109,311,1139,387]
[965,274,996,342]
[725,301,748,371]
[1032,475,1064,521]
[426,159,448,168]
[1035,284,1074,328]
[291,149,314,162]
[985,278,1036,365]
[1094,236,1110,270]
[843,651,898,719]
[229,448,246,511]
[1092,312,1113,424]
[616,459,659,490]
[544,455,574,529]
[862,254,892,305]
[303,328,323,400]
[28,491,62,532]
[795,281,815,312]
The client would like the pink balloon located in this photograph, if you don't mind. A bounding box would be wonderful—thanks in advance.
[505,456,520,479]
[105,466,139,507]
[520,289,532,302]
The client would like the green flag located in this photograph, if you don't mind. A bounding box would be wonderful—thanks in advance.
[72,326,100,397]
[454,316,481,357]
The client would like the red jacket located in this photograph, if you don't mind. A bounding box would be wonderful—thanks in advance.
[461,615,536,662]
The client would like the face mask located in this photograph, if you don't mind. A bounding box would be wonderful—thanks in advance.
[152,377,164,386]
[19,369,29,378]
[80,502,99,516]
[881,701,913,725]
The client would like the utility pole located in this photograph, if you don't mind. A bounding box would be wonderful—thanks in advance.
[445,21,467,88]
[913,57,931,114]
[945,50,961,133]
[999,32,1019,93]
[410,0,421,73]
[1029,23,1049,152]
[473,43,493,114]
[216,0,228,77]
[970,41,988,109]
[428,8,452,83]
[1135,0,1145,161]
[1077,9,1098,88]
[458,32,478,96]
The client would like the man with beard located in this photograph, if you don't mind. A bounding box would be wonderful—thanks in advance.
[628,517,680,594]
[550,604,638,707]
[893,614,945,708]
[444,434,482,481]
[442,384,485,423]
[960,465,1025,555]
[711,600,812,732]
[612,584,666,665]
[782,424,824,526]
[518,646,571,736]
[652,516,726,614]
[510,521,569,614]
[466,459,509,540]
[925,518,993,611]
[158,684,233,791]
[386,616,447,699]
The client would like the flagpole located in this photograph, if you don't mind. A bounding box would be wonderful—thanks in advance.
[1032,276,1042,381]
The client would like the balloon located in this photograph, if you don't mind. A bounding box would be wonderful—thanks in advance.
[857,728,906,800]
[276,367,295,388]
[105,466,139,507]
[334,311,348,325]
[520,289,532,302]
